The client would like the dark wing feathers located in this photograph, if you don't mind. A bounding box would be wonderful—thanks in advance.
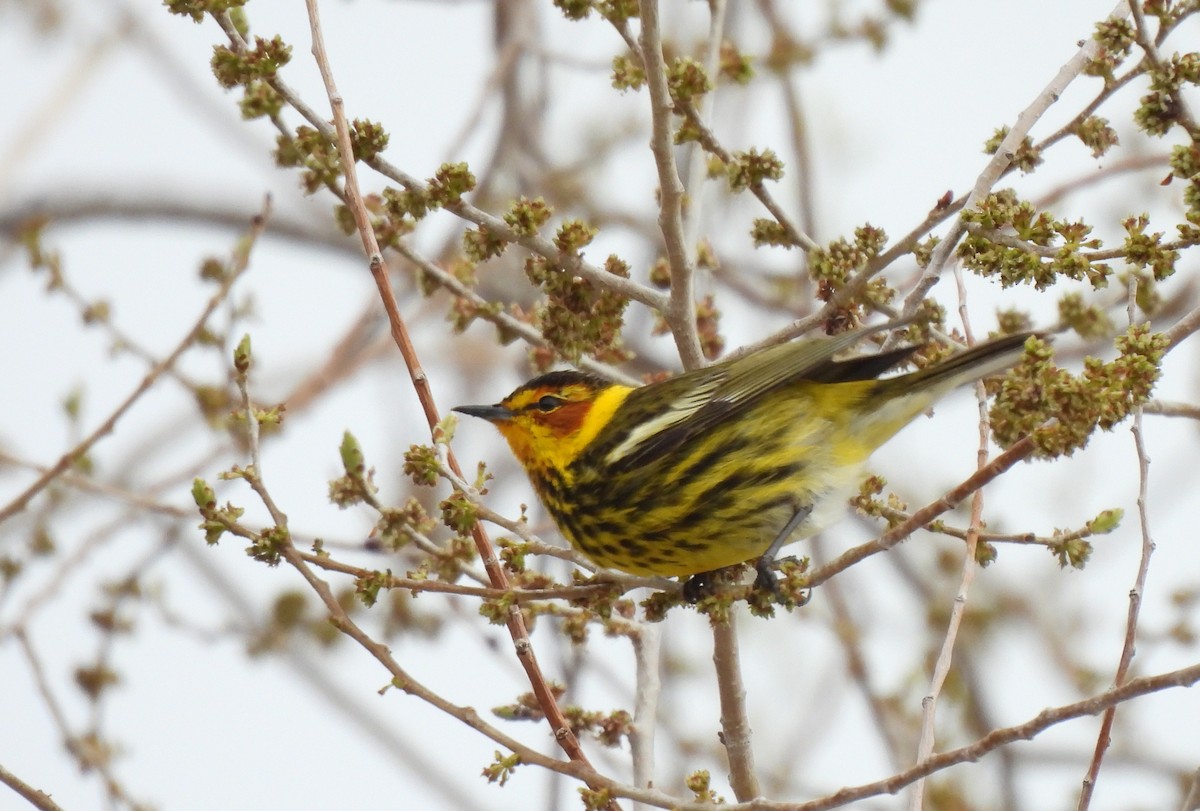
[589,325,914,469]
[799,345,921,383]
[605,398,736,471]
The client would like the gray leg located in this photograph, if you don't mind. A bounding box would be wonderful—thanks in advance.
[754,504,812,595]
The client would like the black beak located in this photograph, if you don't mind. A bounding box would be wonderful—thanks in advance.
[453,404,514,423]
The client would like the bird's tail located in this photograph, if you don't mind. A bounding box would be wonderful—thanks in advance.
[849,331,1039,449]
[886,331,1039,398]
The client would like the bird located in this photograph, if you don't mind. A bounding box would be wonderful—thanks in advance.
[455,323,1034,597]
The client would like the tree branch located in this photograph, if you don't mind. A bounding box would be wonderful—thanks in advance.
[298,1,612,799]
[713,616,760,801]
[901,0,1129,316]
[0,762,66,811]
[0,197,271,524]
[638,0,704,369]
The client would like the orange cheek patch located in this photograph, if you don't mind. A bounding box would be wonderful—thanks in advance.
[540,400,591,435]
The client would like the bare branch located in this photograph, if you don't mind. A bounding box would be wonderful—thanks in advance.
[805,436,1036,590]
[638,0,704,369]
[0,197,271,524]
[1076,276,1158,810]
[0,762,66,811]
[902,0,1129,316]
[713,616,760,801]
[907,267,989,810]
[757,662,1200,811]
[299,1,613,797]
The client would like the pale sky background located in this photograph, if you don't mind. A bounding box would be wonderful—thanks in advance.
[1,2,1198,810]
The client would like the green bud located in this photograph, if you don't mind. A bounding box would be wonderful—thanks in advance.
[192,478,216,511]
[233,334,252,375]
[611,54,645,91]
[1088,508,1123,534]
[339,431,364,476]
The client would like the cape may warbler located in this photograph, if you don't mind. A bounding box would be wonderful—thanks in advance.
[456,324,1033,594]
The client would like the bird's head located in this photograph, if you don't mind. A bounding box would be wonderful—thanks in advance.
[455,371,631,475]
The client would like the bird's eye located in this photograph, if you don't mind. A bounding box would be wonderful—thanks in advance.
[535,395,563,412]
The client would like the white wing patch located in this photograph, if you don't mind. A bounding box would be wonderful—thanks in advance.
[603,381,721,466]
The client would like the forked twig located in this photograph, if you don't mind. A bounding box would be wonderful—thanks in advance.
[713,617,760,801]
[0,198,271,524]
[298,0,612,802]
[901,0,1130,316]
[638,0,704,369]
[907,267,989,809]
[774,663,1200,811]
[1075,268,1158,810]
[804,436,1036,590]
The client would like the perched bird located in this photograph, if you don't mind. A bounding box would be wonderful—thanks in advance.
[455,324,1033,596]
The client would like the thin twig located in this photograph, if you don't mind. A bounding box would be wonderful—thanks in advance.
[720,199,964,361]
[552,659,1200,811]
[47,269,204,391]
[392,241,637,385]
[0,761,66,811]
[280,546,609,782]
[0,197,271,524]
[211,12,667,315]
[1075,273,1157,810]
[756,0,818,242]
[296,550,630,605]
[1129,1,1200,138]
[712,616,760,801]
[299,1,610,798]
[962,220,1197,262]
[630,623,662,809]
[13,628,145,807]
[12,631,74,758]
[677,101,818,253]
[901,0,1129,316]
[864,502,1101,551]
[907,268,988,810]
[638,0,704,370]
[0,452,191,520]
[762,663,1200,811]
[0,194,346,256]
[810,536,905,770]
[803,436,1036,590]
[678,0,726,257]
[175,523,494,810]
[1034,153,1170,209]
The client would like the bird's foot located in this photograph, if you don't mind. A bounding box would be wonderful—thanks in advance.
[682,570,716,603]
